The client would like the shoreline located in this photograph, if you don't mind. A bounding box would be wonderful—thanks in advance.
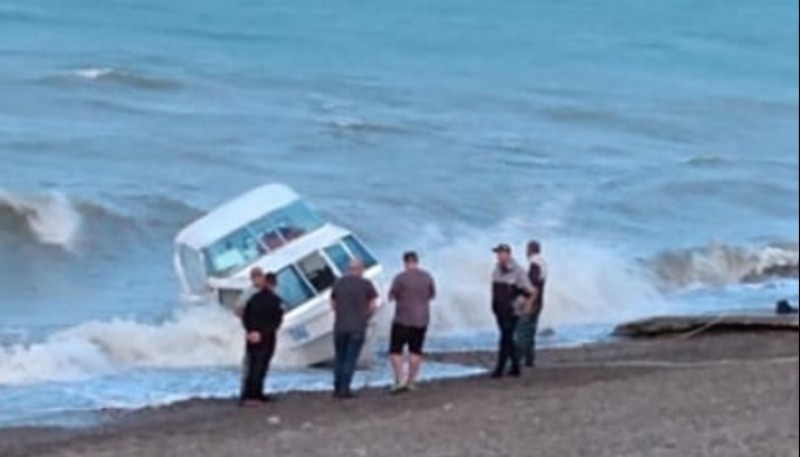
[1,331,797,457]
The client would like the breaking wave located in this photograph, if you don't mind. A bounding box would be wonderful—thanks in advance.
[326,116,411,136]
[0,190,82,251]
[647,242,799,289]
[0,190,202,253]
[684,154,730,167]
[1,195,795,386]
[0,233,667,386]
[378,220,671,335]
[41,67,182,91]
[0,306,243,385]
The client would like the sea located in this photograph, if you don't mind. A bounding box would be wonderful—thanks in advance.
[1,0,798,428]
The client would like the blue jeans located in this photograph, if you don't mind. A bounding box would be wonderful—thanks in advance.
[333,331,366,395]
[515,308,542,367]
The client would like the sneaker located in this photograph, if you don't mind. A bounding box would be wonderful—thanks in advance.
[406,383,418,393]
[390,384,408,395]
[508,367,522,378]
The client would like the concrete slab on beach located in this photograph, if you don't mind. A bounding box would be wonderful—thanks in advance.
[614,313,800,338]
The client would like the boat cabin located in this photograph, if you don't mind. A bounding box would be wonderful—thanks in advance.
[174,184,379,311]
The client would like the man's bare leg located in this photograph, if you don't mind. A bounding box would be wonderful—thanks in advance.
[390,354,406,386]
[407,354,423,389]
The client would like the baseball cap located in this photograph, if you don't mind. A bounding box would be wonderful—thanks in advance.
[492,243,512,253]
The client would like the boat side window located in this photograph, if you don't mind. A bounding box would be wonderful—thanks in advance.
[343,235,378,269]
[324,243,351,275]
[276,266,315,310]
[297,252,337,293]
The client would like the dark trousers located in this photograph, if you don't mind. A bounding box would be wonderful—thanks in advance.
[241,333,276,402]
[333,331,366,395]
[493,309,520,375]
[516,306,543,366]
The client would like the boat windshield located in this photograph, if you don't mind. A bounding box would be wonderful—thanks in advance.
[202,200,325,277]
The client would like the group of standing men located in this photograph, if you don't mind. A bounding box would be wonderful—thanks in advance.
[238,241,546,405]
[490,241,547,377]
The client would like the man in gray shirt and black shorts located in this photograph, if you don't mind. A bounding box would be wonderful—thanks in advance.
[388,251,436,393]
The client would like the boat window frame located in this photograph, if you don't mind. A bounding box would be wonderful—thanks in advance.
[177,243,210,295]
[323,242,352,276]
[276,264,317,311]
[295,251,338,295]
[278,247,355,312]
[341,235,378,269]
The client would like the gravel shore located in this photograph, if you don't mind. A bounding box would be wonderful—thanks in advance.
[1,332,797,457]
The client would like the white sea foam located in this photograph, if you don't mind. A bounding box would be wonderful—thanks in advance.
[0,306,243,386]
[378,219,669,335]
[72,67,115,80]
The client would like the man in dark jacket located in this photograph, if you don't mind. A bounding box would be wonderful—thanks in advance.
[240,267,285,406]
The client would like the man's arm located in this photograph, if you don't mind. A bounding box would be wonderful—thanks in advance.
[388,276,399,303]
[241,298,262,344]
[330,284,338,312]
[232,287,255,318]
[528,263,543,286]
[273,299,285,331]
[367,282,379,317]
[527,263,543,307]
[429,274,437,301]
[517,269,537,314]
[241,299,254,331]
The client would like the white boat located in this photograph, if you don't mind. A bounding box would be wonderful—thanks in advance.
[174,184,384,367]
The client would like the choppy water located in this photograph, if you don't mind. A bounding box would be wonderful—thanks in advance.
[1,0,798,427]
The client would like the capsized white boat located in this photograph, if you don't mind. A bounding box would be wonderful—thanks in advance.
[174,184,384,367]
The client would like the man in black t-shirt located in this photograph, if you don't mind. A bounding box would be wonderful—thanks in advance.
[240,268,285,406]
[516,240,548,367]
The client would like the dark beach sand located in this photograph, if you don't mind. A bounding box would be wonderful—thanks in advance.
[1,332,797,457]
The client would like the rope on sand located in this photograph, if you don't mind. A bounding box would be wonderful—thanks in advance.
[550,356,799,370]
[668,309,796,339]
[677,311,738,339]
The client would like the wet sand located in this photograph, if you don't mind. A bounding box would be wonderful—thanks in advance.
[1,332,798,457]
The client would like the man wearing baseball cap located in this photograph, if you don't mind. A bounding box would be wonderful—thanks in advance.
[490,243,534,378]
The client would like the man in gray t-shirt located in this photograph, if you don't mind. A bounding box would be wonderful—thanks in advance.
[388,251,436,393]
[330,259,378,399]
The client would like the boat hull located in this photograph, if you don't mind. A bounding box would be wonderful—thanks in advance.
[273,288,384,367]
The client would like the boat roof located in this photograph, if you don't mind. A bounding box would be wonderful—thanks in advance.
[175,183,300,249]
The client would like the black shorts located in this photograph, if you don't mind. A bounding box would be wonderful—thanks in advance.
[389,323,428,356]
